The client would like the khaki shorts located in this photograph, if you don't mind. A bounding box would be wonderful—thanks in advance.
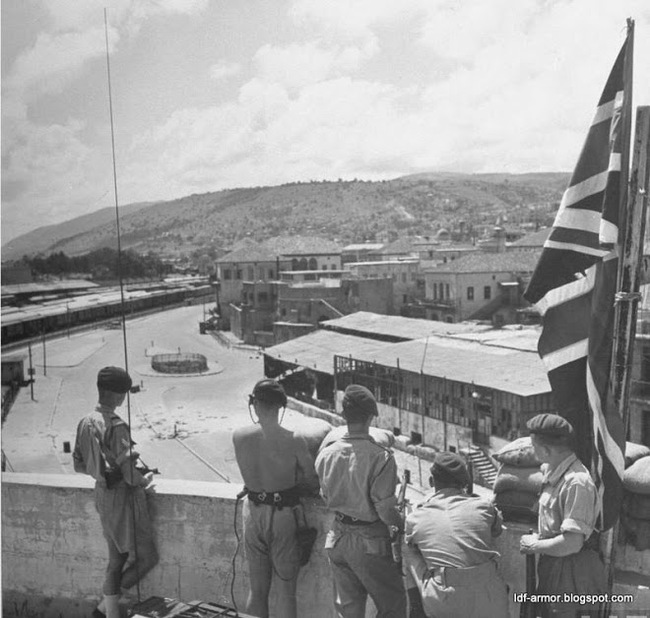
[243,498,300,581]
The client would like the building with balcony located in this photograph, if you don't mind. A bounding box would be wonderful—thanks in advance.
[422,251,540,323]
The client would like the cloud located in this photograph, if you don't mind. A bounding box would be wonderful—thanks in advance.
[1,117,112,241]
[253,40,378,90]
[4,26,116,102]
[210,60,242,81]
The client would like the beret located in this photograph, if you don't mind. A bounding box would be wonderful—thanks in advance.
[252,379,287,406]
[527,413,574,438]
[97,366,132,394]
[342,384,378,417]
[431,452,471,487]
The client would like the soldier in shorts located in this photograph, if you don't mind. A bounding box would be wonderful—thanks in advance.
[232,379,319,618]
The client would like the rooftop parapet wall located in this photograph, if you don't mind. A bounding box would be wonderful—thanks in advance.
[2,473,649,618]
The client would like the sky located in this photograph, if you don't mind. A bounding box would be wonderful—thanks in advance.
[2,0,650,243]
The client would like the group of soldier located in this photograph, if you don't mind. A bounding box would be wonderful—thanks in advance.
[74,367,608,618]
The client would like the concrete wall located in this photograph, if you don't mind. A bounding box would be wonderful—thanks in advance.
[2,473,338,618]
[3,473,650,618]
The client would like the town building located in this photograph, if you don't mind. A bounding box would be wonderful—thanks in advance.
[345,259,422,314]
[215,236,342,321]
[422,251,540,324]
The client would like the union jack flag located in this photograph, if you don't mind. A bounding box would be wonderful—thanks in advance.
[524,29,633,530]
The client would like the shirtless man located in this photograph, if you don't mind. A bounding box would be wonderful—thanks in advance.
[232,378,319,618]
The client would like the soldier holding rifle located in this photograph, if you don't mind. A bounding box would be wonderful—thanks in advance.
[73,366,158,618]
[403,452,509,618]
[315,384,407,618]
[519,414,607,618]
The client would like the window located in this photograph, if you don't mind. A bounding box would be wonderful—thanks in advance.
[433,284,437,300]
[484,286,491,300]
[268,268,275,279]
[467,286,474,300]
[223,269,232,280]
[445,284,450,299]
[439,283,444,299]
[247,266,254,280]
[308,257,317,270]
[236,269,242,280]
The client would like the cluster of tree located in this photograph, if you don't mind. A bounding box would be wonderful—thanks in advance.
[25,248,173,280]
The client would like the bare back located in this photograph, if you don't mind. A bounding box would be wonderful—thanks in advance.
[233,423,315,493]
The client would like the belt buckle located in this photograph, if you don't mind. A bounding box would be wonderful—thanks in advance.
[258,491,267,502]
[273,493,282,504]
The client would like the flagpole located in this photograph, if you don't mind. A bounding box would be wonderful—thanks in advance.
[602,104,650,615]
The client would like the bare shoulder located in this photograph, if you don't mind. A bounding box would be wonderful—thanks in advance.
[232,424,261,445]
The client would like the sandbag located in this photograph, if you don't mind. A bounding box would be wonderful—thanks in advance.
[319,425,395,452]
[623,491,650,520]
[620,513,650,551]
[493,464,544,495]
[623,456,650,495]
[493,437,541,468]
[494,489,539,523]
[625,442,650,468]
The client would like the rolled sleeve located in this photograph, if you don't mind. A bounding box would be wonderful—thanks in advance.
[559,478,598,537]
[371,456,401,528]
[112,425,146,487]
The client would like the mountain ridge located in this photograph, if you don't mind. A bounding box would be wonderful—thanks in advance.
[1,172,570,261]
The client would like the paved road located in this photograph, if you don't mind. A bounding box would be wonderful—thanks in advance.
[1,306,275,484]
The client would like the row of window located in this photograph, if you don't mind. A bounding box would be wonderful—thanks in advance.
[431,284,492,301]
[222,262,339,281]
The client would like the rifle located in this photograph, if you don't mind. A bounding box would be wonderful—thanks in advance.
[520,528,537,618]
[390,469,411,567]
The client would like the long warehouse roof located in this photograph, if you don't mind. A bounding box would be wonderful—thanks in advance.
[263,330,392,374]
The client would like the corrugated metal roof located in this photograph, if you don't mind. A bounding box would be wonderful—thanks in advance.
[1,280,99,295]
[263,330,391,374]
[349,337,550,397]
[321,311,492,340]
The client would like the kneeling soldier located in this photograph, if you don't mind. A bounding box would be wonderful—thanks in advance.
[403,452,508,618]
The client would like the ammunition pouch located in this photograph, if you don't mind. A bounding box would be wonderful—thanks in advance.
[105,467,124,489]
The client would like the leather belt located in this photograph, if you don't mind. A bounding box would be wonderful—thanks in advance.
[247,488,301,508]
[335,512,379,526]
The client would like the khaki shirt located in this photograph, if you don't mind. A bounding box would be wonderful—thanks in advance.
[73,405,146,487]
[315,432,401,529]
[538,453,599,540]
[405,488,502,568]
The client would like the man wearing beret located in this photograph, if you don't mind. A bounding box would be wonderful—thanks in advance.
[403,451,509,618]
[519,413,607,617]
[73,366,158,618]
[232,378,319,618]
[315,384,406,618]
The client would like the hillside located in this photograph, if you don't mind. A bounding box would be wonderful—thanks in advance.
[1,173,569,261]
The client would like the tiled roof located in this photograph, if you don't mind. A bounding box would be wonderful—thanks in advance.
[263,236,342,256]
[432,250,542,274]
[342,243,385,252]
[379,237,416,255]
[510,228,552,247]
[216,239,278,263]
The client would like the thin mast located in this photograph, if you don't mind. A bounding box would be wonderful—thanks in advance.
[104,7,142,604]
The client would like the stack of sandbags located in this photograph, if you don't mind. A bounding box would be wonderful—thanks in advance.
[621,444,650,551]
[492,437,542,523]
